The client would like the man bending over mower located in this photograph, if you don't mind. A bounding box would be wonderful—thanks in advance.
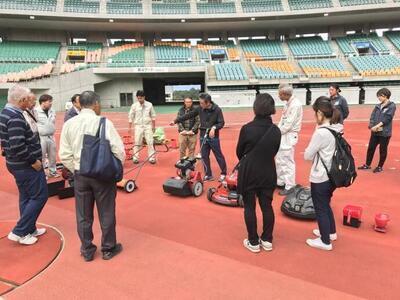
[176,97,200,159]
[128,90,157,164]
[173,93,227,182]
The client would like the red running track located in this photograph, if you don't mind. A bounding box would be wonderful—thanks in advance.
[0,105,399,299]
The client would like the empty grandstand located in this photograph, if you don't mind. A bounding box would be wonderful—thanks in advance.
[299,59,350,78]
[107,0,143,15]
[107,42,145,67]
[152,0,190,15]
[215,63,248,81]
[288,0,333,10]
[0,0,57,12]
[154,42,192,64]
[349,55,400,76]
[241,0,283,13]
[241,39,286,60]
[197,0,236,14]
[251,61,296,79]
[288,37,334,58]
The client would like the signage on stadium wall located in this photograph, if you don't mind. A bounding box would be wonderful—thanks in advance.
[133,67,169,73]
[67,50,86,57]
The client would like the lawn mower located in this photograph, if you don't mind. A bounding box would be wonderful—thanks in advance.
[163,130,209,198]
[207,165,244,207]
[281,185,316,220]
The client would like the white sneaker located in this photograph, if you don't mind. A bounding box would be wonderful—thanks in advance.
[260,239,273,251]
[306,237,332,251]
[8,232,21,242]
[32,228,47,237]
[313,229,337,241]
[243,239,260,253]
[19,234,38,245]
[219,175,226,182]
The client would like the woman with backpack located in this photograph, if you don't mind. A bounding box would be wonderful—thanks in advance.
[358,88,396,173]
[236,93,281,253]
[304,97,343,251]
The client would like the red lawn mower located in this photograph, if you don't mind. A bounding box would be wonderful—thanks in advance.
[207,165,244,207]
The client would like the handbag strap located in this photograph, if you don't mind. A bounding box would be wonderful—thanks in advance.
[235,125,274,170]
[96,117,106,139]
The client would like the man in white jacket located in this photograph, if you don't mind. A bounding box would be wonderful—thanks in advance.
[128,90,156,164]
[35,94,58,178]
[276,84,303,196]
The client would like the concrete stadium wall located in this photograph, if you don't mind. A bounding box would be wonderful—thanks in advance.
[94,78,143,108]
[364,86,400,105]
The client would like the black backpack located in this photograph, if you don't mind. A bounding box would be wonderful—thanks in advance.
[318,128,357,188]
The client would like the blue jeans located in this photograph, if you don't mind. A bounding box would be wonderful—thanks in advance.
[8,167,48,237]
[200,137,227,177]
[311,181,336,245]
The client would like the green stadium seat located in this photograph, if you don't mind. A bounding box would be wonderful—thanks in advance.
[251,61,296,79]
[0,0,57,12]
[215,63,248,81]
[288,36,334,58]
[385,31,400,51]
[154,42,192,64]
[241,0,283,13]
[349,55,400,76]
[288,0,332,10]
[336,33,390,56]
[152,1,190,15]
[339,0,386,6]
[107,0,143,14]
[298,59,351,77]
[107,42,145,67]
[64,0,100,14]
[240,39,286,60]
[197,1,236,14]
[0,41,60,63]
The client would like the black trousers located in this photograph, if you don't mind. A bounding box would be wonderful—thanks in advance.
[243,189,274,245]
[74,173,117,255]
[311,181,336,245]
[366,134,391,168]
[200,137,227,177]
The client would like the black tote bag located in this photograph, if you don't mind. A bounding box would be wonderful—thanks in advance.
[80,117,123,182]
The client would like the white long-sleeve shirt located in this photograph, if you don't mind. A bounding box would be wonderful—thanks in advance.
[304,123,343,183]
[128,100,156,127]
[59,108,125,173]
[278,96,303,135]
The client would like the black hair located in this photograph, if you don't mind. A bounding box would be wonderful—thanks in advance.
[39,94,53,104]
[199,93,212,103]
[136,90,145,97]
[330,84,341,93]
[253,93,276,117]
[376,88,391,99]
[80,91,100,108]
[312,96,340,124]
[71,94,80,103]
[184,97,193,101]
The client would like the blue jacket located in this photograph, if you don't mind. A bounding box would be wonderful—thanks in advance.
[369,101,396,137]
[64,107,79,122]
[331,95,349,124]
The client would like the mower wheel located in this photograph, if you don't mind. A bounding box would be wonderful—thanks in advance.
[191,181,203,197]
[207,188,216,201]
[124,180,136,193]
[237,195,244,207]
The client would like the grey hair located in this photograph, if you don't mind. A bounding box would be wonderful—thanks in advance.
[278,83,293,96]
[8,85,31,104]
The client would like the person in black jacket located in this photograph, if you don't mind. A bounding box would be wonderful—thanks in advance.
[64,94,81,122]
[236,93,281,253]
[173,93,227,182]
[358,88,397,173]
[329,84,349,124]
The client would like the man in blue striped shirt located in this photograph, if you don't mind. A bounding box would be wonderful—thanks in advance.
[0,85,48,245]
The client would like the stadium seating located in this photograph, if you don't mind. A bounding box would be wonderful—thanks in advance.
[288,36,334,58]
[64,0,100,13]
[0,41,60,63]
[0,0,57,12]
[152,1,190,14]
[241,39,286,60]
[336,33,390,56]
[288,0,333,10]
[107,42,145,67]
[349,55,400,76]
[241,0,283,13]
[385,31,400,51]
[197,41,240,62]
[107,0,143,14]
[60,62,99,74]
[251,61,296,79]
[154,42,192,64]
[0,63,53,82]
[339,0,386,6]
[197,1,236,14]
[299,59,351,77]
[214,63,248,81]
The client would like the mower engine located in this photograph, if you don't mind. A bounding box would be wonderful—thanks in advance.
[163,157,204,197]
[207,169,244,207]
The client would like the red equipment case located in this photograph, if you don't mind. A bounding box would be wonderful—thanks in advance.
[343,205,362,228]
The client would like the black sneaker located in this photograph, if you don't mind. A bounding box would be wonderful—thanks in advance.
[102,243,123,260]
[81,246,97,262]
[373,166,383,173]
[358,164,371,170]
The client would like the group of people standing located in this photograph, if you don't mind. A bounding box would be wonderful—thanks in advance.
[0,82,396,260]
